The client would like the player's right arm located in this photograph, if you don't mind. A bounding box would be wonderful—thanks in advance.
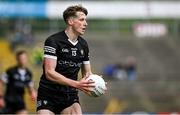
[44,58,94,92]
[44,37,94,92]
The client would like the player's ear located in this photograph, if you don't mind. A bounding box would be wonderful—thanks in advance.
[68,17,74,26]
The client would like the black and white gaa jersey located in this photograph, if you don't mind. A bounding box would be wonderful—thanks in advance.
[39,31,90,93]
[1,66,33,99]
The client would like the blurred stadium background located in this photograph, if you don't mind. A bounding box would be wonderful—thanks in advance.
[0,0,180,114]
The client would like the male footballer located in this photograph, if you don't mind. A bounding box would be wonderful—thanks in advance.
[1,50,36,114]
[37,5,96,114]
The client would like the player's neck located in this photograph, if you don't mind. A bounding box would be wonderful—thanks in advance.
[17,64,26,69]
[65,27,78,42]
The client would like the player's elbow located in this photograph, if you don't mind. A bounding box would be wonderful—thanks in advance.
[45,69,54,80]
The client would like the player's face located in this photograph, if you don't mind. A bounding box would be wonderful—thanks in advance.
[72,12,88,35]
[17,53,28,67]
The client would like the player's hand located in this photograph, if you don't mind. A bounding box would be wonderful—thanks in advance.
[100,75,108,94]
[104,82,108,94]
[75,77,95,92]
[30,91,37,101]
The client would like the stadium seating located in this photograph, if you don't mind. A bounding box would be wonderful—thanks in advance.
[0,40,16,73]
[80,36,180,113]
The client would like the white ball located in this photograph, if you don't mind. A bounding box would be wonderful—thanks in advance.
[86,74,106,97]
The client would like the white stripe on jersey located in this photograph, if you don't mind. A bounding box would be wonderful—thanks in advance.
[44,46,56,50]
[83,61,90,64]
[44,48,56,54]
[44,46,56,54]
[44,54,57,60]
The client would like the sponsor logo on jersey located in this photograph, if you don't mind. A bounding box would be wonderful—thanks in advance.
[62,48,69,53]
[58,60,82,67]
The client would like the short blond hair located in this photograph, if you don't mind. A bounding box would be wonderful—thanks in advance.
[63,5,88,23]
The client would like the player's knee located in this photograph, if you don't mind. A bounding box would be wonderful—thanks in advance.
[16,109,28,115]
[72,103,82,114]
[72,109,82,114]
[37,109,54,115]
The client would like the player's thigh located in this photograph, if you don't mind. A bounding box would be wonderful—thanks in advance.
[61,102,82,114]
[71,102,82,114]
[37,109,54,115]
[16,109,28,115]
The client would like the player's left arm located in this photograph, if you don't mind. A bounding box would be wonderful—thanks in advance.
[81,41,92,78]
[27,73,37,101]
[27,81,37,101]
[80,63,94,95]
[81,63,93,78]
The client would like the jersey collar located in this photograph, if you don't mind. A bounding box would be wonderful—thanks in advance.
[63,30,79,46]
[67,39,78,46]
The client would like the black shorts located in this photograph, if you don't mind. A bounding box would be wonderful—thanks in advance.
[37,86,80,114]
[3,99,25,114]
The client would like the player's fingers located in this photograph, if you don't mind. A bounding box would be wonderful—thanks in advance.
[87,80,95,84]
[80,87,92,92]
[81,89,91,95]
[103,85,108,94]
[87,84,95,87]
[82,76,88,80]
[80,88,87,92]
[81,83,95,87]
[104,87,107,91]
[83,87,93,92]
[81,80,95,84]
[85,74,90,78]
[104,90,108,95]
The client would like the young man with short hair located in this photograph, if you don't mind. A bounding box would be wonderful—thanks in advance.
[37,5,96,114]
[1,50,37,114]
